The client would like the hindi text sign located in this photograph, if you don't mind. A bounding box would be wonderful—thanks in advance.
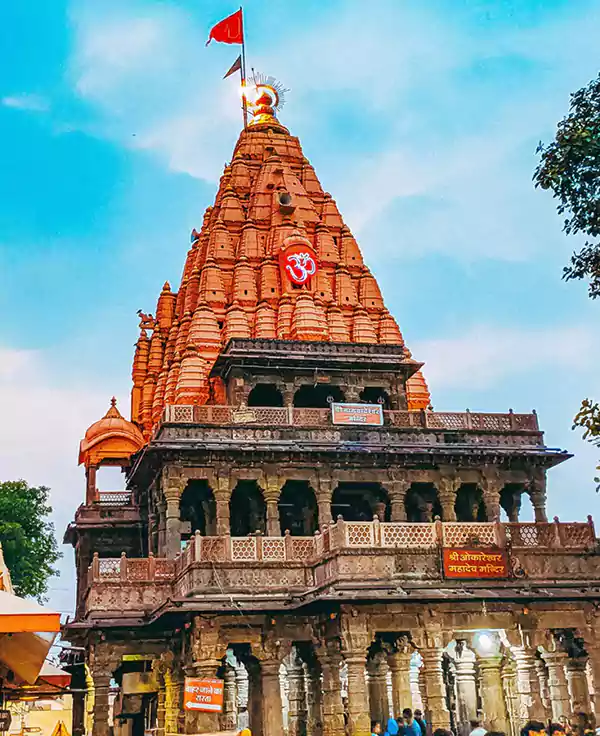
[443,548,509,579]
[183,677,224,712]
[331,403,383,426]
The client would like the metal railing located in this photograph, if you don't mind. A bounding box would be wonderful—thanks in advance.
[96,491,133,506]
[87,517,596,584]
[162,405,539,432]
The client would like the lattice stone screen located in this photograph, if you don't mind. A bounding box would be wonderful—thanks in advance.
[442,523,497,547]
[380,523,437,548]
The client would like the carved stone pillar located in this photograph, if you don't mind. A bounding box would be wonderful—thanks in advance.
[388,643,413,715]
[221,665,238,731]
[235,661,250,730]
[264,478,283,537]
[214,475,232,536]
[453,644,478,729]
[288,650,308,736]
[534,658,552,720]
[389,479,411,522]
[305,661,323,736]
[410,662,424,712]
[319,643,345,736]
[481,468,502,521]
[437,476,459,522]
[261,659,285,736]
[317,477,334,527]
[246,658,263,736]
[586,641,600,717]
[565,658,593,716]
[542,650,571,720]
[185,661,222,733]
[345,653,370,736]
[164,478,186,558]
[478,655,509,733]
[367,652,389,724]
[528,470,548,523]
[512,646,545,721]
[91,674,111,736]
[420,648,451,729]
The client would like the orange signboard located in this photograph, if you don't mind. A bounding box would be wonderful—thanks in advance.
[331,403,383,426]
[183,677,224,712]
[443,548,509,579]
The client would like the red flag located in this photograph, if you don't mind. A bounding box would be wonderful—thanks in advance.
[206,9,243,46]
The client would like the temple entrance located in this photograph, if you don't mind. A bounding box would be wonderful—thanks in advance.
[405,483,442,522]
[248,383,284,407]
[293,384,345,408]
[455,483,486,522]
[331,482,390,521]
[230,480,266,535]
[279,481,318,536]
[179,480,216,538]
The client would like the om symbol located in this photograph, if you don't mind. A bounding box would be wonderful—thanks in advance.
[285,252,316,285]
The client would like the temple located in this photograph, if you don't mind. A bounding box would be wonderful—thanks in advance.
[65,80,600,736]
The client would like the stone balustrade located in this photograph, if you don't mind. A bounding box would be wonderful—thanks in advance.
[161,405,540,432]
[96,490,133,506]
[86,517,597,591]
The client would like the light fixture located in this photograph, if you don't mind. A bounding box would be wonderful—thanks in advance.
[474,631,495,654]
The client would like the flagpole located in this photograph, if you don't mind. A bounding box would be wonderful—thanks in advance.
[240,6,248,129]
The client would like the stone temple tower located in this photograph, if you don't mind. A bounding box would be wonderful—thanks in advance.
[65,81,600,736]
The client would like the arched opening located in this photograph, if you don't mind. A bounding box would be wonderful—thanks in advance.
[247,383,284,407]
[293,384,345,408]
[359,386,390,409]
[331,482,390,522]
[180,480,216,539]
[500,483,524,522]
[405,483,442,522]
[230,480,266,536]
[278,481,318,536]
[455,484,486,522]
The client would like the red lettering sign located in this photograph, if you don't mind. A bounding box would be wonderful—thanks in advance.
[183,677,224,712]
[279,242,318,286]
[442,548,509,579]
[331,403,383,426]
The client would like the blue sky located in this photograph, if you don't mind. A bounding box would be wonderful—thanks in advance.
[1,0,599,613]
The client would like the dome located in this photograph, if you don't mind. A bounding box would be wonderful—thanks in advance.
[78,398,144,467]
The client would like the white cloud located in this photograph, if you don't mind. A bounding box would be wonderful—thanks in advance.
[0,346,129,612]
[2,94,49,112]
[412,324,598,392]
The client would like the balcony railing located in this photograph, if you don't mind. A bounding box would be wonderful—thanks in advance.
[97,491,133,506]
[87,517,597,586]
[161,405,540,432]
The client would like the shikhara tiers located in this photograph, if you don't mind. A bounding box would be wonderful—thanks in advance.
[64,84,600,736]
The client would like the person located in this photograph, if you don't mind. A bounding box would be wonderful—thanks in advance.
[401,708,422,736]
[414,709,427,736]
[520,721,547,736]
[433,730,453,736]
[469,719,487,736]
[550,724,567,736]
[372,721,383,736]
[487,731,506,736]
[385,716,400,736]
[238,730,252,736]
[558,717,572,736]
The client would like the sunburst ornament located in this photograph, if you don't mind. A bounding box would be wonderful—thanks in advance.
[243,71,289,125]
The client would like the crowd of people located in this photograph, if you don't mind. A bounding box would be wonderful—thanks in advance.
[370,710,598,736]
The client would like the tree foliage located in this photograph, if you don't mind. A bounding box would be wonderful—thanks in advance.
[534,73,600,486]
[0,480,61,601]
[534,72,600,297]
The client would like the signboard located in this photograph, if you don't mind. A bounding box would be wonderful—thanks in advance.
[232,408,257,424]
[183,677,224,712]
[443,548,509,579]
[331,402,383,426]
[279,242,318,286]
[0,711,12,731]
